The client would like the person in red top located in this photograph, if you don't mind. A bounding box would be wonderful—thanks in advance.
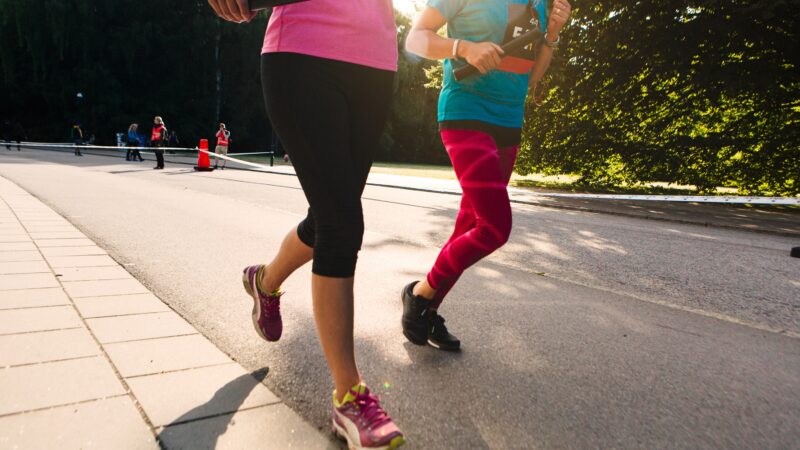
[151,116,167,170]
[214,123,231,169]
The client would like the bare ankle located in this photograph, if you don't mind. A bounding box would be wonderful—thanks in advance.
[412,280,436,301]
[260,265,280,294]
[334,377,361,404]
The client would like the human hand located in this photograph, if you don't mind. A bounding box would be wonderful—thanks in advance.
[208,0,257,23]
[458,41,505,75]
[547,0,572,38]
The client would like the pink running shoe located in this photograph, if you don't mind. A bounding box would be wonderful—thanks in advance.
[332,383,405,450]
[242,265,282,342]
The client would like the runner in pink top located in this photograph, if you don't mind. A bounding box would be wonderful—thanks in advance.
[207,1,405,448]
[263,0,398,71]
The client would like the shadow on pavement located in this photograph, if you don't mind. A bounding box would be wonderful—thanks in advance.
[157,368,270,449]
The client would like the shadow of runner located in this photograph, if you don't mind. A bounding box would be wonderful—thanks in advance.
[157,368,269,450]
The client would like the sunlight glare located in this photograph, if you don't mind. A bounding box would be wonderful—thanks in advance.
[395,0,424,17]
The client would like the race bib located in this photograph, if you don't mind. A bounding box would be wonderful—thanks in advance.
[497,1,546,74]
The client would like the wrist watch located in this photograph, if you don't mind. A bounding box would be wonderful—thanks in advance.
[543,32,560,50]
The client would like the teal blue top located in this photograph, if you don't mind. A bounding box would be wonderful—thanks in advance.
[428,0,548,128]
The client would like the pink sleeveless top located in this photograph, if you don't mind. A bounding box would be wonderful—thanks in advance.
[262,0,398,72]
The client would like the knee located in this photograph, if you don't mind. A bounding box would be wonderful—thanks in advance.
[296,216,316,248]
[320,210,364,253]
[311,209,364,277]
[477,213,512,250]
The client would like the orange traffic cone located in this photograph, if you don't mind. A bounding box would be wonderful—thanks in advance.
[194,139,214,171]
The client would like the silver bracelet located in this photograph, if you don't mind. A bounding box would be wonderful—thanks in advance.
[451,39,461,59]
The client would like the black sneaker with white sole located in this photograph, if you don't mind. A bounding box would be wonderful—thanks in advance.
[427,311,460,351]
[401,281,461,351]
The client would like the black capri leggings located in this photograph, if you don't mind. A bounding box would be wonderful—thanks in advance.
[261,52,394,278]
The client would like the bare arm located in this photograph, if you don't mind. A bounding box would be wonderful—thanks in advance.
[405,6,505,75]
[529,0,572,88]
[529,45,554,88]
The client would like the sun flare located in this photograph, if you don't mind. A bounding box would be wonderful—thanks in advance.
[394,0,424,17]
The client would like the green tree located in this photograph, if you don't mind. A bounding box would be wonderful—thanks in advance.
[382,11,447,164]
[516,0,799,195]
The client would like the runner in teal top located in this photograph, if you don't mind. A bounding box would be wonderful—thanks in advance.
[401,0,572,353]
[430,0,549,128]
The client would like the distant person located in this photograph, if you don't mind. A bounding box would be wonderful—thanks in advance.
[151,116,167,169]
[11,122,26,151]
[71,122,84,156]
[214,123,230,169]
[2,120,12,150]
[168,130,180,147]
[127,123,144,161]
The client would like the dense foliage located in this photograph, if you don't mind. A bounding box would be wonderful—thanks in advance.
[1,1,797,194]
[515,0,799,195]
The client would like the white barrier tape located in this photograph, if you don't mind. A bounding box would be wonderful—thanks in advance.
[508,190,799,205]
[221,151,273,156]
[15,142,799,205]
[21,141,195,152]
[20,141,272,157]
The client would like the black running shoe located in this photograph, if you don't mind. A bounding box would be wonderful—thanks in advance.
[401,281,431,346]
[427,311,460,352]
[401,281,461,351]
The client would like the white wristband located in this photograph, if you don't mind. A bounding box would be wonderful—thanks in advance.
[451,39,461,59]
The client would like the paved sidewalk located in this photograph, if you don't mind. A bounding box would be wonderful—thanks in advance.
[0,176,329,449]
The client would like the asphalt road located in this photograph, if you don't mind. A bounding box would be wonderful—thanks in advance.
[2,148,798,449]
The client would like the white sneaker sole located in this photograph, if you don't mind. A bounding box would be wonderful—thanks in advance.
[242,270,268,341]
[332,417,404,450]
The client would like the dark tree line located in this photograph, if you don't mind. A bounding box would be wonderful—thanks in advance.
[1,1,797,194]
[0,0,271,150]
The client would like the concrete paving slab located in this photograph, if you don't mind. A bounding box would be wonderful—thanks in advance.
[61,278,148,298]
[157,403,329,450]
[21,225,79,233]
[0,306,82,334]
[40,245,107,257]
[34,238,95,247]
[0,288,70,310]
[0,261,50,275]
[0,251,40,262]
[10,215,63,220]
[0,397,157,450]
[46,254,118,268]
[14,219,72,225]
[0,231,26,237]
[0,242,36,251]
[105,334,233,377]
[87,312,197,343]
[0,356,125,415]
[29,231,86,240]
[15,215,63,221]
[127,363,280,427]
[54,265,131,282]
[74,293,171,318]
[0,273,59,290]
[0,236,29,243]
[0,328,99,367]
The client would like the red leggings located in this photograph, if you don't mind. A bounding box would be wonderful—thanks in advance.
[427,129,518,308]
